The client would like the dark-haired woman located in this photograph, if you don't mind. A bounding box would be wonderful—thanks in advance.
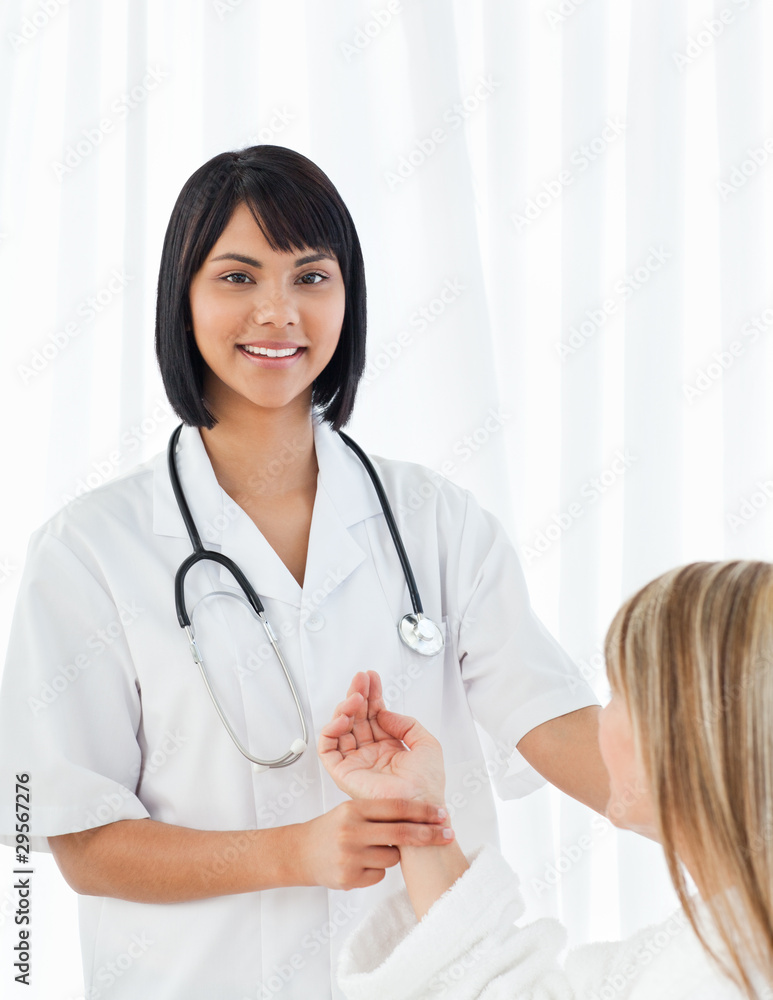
[0,146,607,999]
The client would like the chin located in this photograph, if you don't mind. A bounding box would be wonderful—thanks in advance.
[605,797,659,840]
[604,788,636,830]
[605,802,627,829]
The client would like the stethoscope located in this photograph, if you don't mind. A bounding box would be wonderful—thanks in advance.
[167,423,444,770]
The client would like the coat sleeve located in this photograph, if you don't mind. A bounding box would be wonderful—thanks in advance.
[0,526,150,852]
[336,845,711,1000]
[446,489,600,798]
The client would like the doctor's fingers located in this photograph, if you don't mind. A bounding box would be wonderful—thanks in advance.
[351,801,454,846]
[361,845,401,870]
[354,798,447,826]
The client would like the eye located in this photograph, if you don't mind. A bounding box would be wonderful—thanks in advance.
[222,272,252,284]
[298,271,328,285]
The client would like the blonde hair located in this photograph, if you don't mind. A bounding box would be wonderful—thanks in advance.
[604,561,773,997]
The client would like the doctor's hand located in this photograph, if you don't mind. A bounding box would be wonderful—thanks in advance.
[295,798,452,891]
[318,670,446,806]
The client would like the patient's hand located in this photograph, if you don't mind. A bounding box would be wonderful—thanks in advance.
[318,671,446,805]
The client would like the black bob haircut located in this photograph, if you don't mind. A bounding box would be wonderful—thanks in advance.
[155,145,367,430]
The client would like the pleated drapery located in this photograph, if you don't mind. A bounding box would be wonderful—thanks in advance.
[1,1,771,995]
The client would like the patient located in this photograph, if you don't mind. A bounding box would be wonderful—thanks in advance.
[319,561,773,999]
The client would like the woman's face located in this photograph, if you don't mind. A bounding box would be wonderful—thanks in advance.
[598,691,659,838]
[188,201,346,420]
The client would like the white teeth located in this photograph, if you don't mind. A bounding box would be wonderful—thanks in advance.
[240,345,299,358]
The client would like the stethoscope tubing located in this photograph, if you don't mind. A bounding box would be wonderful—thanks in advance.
[337,431,424,616]
[167,422,442,768]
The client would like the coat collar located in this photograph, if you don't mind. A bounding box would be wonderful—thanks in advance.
[153,417,385,607]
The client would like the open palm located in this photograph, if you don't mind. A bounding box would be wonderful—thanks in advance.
[318,671,446,804]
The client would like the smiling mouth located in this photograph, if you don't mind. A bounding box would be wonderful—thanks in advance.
[239,344,301,358]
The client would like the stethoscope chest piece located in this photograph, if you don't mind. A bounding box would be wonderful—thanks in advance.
[399,613,444,656]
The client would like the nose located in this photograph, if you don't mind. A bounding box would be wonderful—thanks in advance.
[252,281,300,327]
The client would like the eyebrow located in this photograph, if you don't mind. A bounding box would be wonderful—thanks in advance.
[209,251,336,268]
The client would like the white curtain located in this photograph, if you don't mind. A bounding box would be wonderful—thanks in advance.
[1,0,771,995]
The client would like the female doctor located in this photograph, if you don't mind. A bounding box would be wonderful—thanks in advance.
[0,145,607,999]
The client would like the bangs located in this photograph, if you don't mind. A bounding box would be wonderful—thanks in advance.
[240,175,346,260]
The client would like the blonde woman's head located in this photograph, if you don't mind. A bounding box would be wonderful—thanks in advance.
[602,560,773,996]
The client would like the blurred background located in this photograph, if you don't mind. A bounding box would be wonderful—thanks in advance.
[1,0,772,995]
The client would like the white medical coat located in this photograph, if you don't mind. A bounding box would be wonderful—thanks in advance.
[0,417,598,999]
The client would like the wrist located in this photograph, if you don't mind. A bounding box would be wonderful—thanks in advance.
[283,821,313,887]
[254,822,310,889]
[399,836,470,921]
[399,800,453,859]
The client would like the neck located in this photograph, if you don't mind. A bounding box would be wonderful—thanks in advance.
[198,390,318,500]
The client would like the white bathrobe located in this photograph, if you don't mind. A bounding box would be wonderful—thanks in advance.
[338,845,756,1000]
